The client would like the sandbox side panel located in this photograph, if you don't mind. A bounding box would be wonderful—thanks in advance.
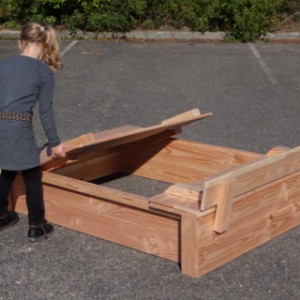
[193,171,300,277]
[201,146,300,211]
[120,138,261,184]
[12,180,179,262]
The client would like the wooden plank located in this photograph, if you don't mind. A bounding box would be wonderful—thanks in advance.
[13,182,179,262]
[150,194,202,216]
[41,126,139,170]
[122,152,211,183]
[140,128,182,143]
[267,146,291,156]
[52,152,121,181]
[270,204,296,221]
[165,183,203,201]
[41,109,210,171]
[40,132,96,166]
[93,125,141,140]
[121,138,261,184]
[43,129,180,174]
[226,171,300,231]
[42,172,150,210]
[43,146,121,172]
[66,109,212,156]
[161,109,207,125]
[125,139,262,175]
[213,177,235,233]
[180,213,200,277]
[194,170,300,277]
[201,146,300,211]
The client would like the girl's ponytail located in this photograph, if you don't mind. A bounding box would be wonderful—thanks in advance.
[20,21,62,73]
[42,26,62,73]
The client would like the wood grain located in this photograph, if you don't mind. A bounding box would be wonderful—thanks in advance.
[121,138,261,184]
[194,171,300,277]
[201,146,300,211]
[14,182,180,262]
[213,177,235,233]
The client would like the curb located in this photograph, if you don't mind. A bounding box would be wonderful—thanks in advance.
[78,30,227,42]
[265,32,300,41]
[1,29,300,42]
[0,30,19,39]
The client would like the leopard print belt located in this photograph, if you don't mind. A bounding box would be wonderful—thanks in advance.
[0,111,33,122]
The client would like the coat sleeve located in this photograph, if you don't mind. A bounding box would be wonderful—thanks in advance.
[38,70,61,147]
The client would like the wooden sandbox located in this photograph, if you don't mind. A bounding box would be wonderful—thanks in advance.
[10,109,300,277]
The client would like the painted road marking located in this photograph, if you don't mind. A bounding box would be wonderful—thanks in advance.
[60,40,79,57]
[248,43,279,85]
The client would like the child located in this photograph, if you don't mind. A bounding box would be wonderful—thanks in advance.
[0,21,66,242]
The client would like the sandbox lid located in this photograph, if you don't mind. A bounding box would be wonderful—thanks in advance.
[40,109,212,167]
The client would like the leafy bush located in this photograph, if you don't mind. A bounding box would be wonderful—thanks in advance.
[82,0,147,32]
[0,0,64,24]
[0,0,299,41]
[216,0,282,42]
[280,0,300,14]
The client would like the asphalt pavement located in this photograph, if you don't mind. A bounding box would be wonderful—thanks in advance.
[0,38,299,300]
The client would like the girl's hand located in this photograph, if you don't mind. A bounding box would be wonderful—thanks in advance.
[51,143,67,158]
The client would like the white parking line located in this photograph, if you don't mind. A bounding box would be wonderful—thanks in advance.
[60,40,79,57]
[248,42,279,85]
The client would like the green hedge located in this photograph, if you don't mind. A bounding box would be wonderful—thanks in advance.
[0,0,299,41]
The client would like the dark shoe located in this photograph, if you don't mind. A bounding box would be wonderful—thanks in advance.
[28,220,54,242]
[0,212,19,232]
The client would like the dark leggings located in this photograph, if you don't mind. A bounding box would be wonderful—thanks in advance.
[0,167,44,225]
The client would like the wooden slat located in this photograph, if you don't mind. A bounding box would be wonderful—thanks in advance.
[52,152,121,181]
[41,126,139,170]
[14,182,179,262]
[226,171,300,230]
[213,177,235,233]
[40,132,96,166]
[180,213,200,277]
[267,146,291,156]
[43,129,180,174]
[150,194,202,216]
[201,146,300,211]
[194,170,300,277]
[165,182,203,201]
[121,138,261,184]
[42,172,149,210]
[161,109,206,125]
[41,109,211,171]
[93,125,141,140]
[67,109,212,156]
[140,128,182,143]
[122,153,211,183]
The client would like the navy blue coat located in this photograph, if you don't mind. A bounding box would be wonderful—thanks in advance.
[0,55,60,170]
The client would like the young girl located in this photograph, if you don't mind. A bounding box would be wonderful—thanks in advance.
[0,21,66,242]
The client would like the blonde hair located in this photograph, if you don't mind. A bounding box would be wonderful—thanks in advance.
[20,21,62,73]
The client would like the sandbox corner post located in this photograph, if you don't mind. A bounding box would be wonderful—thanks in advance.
[180,212,201,278]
